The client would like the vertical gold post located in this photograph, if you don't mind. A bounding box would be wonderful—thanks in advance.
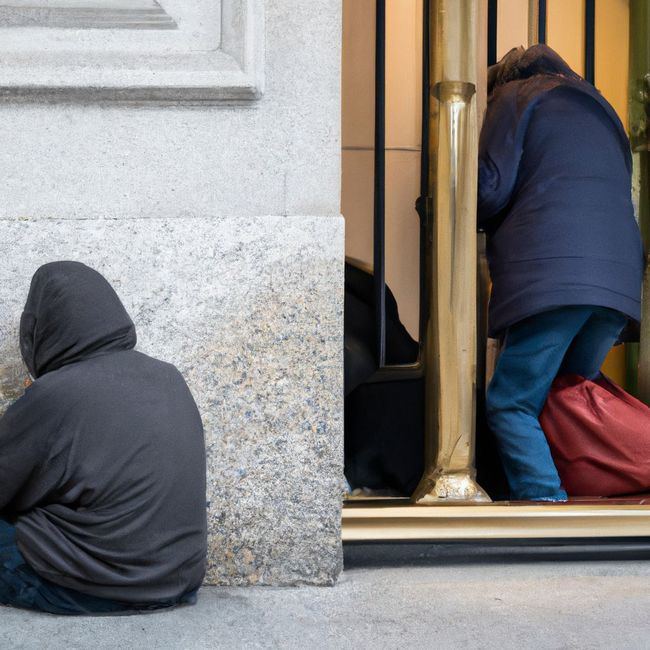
[412,0,490,504]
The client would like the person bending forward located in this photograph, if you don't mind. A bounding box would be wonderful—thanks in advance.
[479,45,645,501]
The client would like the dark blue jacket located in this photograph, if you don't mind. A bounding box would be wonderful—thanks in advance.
[479,56,644,338]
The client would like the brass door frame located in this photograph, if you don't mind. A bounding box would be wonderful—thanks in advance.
[343,502,650,541]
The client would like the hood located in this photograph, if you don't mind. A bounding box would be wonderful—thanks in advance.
[20,261,137,378]
[488,44,582,95]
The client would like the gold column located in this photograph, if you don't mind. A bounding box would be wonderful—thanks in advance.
[412,0,490,504]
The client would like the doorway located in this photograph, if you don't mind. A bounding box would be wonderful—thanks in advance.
[341,0,650,540]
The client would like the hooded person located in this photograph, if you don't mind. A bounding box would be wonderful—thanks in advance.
[479,45,645,501]
[0,261,207,615]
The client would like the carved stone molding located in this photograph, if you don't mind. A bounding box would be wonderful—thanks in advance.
[0,0,264,103]
[0,1,178,30]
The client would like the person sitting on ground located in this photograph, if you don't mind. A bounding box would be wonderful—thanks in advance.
[0,261,207,615]
[479,45,645,502]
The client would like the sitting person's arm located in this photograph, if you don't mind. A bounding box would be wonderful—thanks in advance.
[0,382,52,515]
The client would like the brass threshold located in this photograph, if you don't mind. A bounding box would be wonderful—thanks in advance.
[342,502,650,542]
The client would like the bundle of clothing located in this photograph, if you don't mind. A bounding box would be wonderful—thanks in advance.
[344,262,422,496]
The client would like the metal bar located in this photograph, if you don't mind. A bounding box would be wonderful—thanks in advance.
[487,0,498,66]
[527,0,546,47]
[373,0,387,368]
[420,0,430,203]
[342,504,650,541]
[412,0,489,504]
[537,0,547,44]
[418,0,431,348]
[343,539,650,563]
[364,364,423,383]
[585,0,595,84]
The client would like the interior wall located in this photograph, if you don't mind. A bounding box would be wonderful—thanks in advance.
[342,0,422,339]
[496,0,529,56]
[547,0,586,74]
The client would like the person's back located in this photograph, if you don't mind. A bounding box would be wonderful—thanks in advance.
[486,82,643,335]
[0,261,207,614]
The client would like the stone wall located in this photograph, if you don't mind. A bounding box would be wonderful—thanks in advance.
[0,0,344,585]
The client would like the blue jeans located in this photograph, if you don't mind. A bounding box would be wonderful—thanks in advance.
[0,518,198,615]
[486,306,627,501]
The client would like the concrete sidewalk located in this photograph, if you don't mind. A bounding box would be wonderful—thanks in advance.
[2,547,650,649]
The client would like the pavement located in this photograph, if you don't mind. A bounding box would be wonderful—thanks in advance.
[2,543,650,649]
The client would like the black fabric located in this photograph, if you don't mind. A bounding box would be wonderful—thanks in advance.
[344,263,419,395]
[344,263,422,494]
[0,262,207,603]
[345,379,424,496]
[0,517,198,615]
[19,262,137,379]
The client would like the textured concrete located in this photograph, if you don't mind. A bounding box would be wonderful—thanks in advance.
[0,216,345,585]
[1,555,650,649]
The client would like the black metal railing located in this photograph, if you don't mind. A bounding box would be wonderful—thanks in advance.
[371,0,428,378]
[537,0,547,44]
[373,0,387,368]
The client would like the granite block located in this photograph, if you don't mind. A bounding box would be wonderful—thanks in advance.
[0,215,345,585]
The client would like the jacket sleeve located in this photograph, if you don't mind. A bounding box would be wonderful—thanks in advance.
[478,86,525,232]
[0,383,53,514]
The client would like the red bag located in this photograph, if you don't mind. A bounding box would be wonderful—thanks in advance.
[540,374,650,497]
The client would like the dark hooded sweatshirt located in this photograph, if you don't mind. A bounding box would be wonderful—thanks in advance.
[478,45,644,338]
[0,262,207,603]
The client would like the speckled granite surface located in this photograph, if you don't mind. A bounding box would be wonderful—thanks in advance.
[0,216,345,585]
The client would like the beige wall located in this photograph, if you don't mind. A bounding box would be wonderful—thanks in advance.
[547,0,586,73]
[342,0,422,339]
[496,0,529,56]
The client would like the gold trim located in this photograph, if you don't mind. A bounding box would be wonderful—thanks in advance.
[342,504,650,541]
[415,0,488,504]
